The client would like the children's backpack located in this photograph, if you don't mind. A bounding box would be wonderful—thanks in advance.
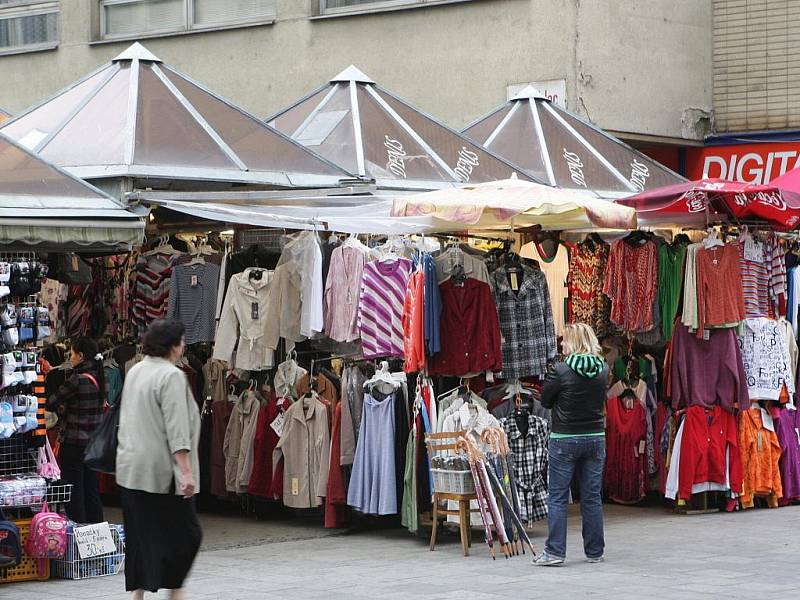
[0,510,21,569]
[25,503,67,566]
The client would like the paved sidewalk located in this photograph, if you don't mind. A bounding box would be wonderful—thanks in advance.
[3,504,799,599]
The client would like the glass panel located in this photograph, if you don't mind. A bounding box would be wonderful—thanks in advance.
[0,137,106,199]
[536,103,626,192]
[103,0,184,37]
[159,67,347,176]
[356,86,452,184]
[193,0,275,27]
[462,105,511,145]
[39,65,132,168]
[482,102,549,183]
[324,0,414,8]
[379,90,523,184]
[1,69,108,144]
[554,106,683,191]
[135,64,237,169]
[269,87,333,137]
[0,11,57,50]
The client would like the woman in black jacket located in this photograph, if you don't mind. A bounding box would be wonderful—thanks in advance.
[533,323,608,567]
[47,337,105,524]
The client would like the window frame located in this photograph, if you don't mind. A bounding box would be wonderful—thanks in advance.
[0,0,59,57]
[316,0,474,18]
[97,0,276,43]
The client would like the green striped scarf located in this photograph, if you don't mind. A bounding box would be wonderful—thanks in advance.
[565,353,604,378]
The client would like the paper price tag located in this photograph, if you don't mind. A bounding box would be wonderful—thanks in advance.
[74,522,116,559]
[270,412,285,437]
[510,272,519,291]
[291,478,300,496]
[191,275,198,287]
[638,440,646,456]
[744,239,764,262]
[251,302,259,320]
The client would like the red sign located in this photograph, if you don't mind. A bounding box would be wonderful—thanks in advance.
[686,143,800,185]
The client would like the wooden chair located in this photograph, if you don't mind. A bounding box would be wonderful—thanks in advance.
[425,431,480,556]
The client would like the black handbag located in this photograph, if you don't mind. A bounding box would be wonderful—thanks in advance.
[83,400,121,474]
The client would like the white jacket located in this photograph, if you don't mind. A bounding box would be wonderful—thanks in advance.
[213,268,274,371]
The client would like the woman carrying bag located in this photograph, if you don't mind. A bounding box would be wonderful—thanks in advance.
[116,319,202,600]
[47,337,105,524]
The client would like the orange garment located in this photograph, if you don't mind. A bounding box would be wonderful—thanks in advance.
[738,407,783,509]
[403,270,425,373]
[695,245,745,337]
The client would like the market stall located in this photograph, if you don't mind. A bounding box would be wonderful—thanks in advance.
[461,85,686,197]
[0,133,142,584]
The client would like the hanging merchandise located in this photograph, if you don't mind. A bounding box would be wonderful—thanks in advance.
[358,257,413,359]
[668,324,750,412]
[604,394,647,504]
[340,365,367,467]
[657,239,688,341]
[402,266,426,373]
[132,246,179,335]
[695,243,745,336]
[222,390,262,494]
[429,277,503,377]
[273,355,307,401]
[272,392,330,509]
[500,410,549,524]
[491,262,556,379]
[737,318,796,402]
[167,259,221,345]
[433,246,490,285]
[324,240,368,344]
[248,391,283,499]
[213,267,275,372]
[520,238,569,337]
[422,253,443,356]
[603,234,658,333]
[738,407,782,509]
[283,231,324,339]
[568,235,613,338]
[774,408,800,502]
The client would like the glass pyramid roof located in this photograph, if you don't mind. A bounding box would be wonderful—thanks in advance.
[1,43,353,188]
[462,86,685,197]
[268,66,542,191]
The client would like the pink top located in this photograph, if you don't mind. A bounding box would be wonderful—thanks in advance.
[358,258,413,359]
[324,245,367,343]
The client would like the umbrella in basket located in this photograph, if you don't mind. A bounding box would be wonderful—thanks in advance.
[617,177,800,230]
[391,175,638,231]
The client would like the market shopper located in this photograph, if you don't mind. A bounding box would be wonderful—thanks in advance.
[47,336,105,524]
[116,319,202,600]
[533,323,608,566]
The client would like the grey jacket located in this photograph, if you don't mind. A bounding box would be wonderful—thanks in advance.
[223,391,262,494]
[116,356,201,495]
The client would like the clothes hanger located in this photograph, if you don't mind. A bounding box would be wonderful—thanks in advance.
[363,360,399,389]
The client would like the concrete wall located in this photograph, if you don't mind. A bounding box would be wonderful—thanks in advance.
[0,0,712,140]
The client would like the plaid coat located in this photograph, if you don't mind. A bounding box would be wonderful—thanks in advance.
[491,266,557,378]
[502,413,550,523]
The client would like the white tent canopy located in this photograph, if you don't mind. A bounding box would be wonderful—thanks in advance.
[0,132,144,248]
[1,43,355,188]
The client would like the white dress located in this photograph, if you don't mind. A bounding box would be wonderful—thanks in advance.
[520,242,570,337]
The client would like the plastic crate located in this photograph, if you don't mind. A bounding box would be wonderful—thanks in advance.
[431,468,476,495]
[50,524,125,580]
[0,519,50,583]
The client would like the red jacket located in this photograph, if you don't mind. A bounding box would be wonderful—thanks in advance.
[429,278,502,376]
[678,405,742,501]
[248,393,280,498]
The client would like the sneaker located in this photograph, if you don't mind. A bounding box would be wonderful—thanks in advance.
[586,556,604,563]
[532,552,565,567]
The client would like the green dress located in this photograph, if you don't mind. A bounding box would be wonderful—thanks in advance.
[658,243,687,340]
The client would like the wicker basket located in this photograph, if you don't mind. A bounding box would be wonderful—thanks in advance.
[430,468,476,495]
[0,519,50,583]
[50,524,125,580]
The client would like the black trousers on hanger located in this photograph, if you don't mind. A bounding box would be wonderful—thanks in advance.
[60,443,104,524]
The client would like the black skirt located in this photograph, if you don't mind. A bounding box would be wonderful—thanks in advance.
[120,486,202,593]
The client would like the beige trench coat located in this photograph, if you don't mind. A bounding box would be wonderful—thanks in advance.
[272,395,330,509]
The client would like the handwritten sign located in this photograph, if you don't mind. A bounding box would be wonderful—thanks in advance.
[74,522,116,559]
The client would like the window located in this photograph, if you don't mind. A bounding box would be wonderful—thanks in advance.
[0,1,59,55]
[99,0,275,40]
[319,0,468,15]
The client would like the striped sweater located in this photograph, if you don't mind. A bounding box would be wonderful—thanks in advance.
[358,258,413,359]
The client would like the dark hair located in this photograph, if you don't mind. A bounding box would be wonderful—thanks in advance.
[72,337,105,400]
[142,319,185,358]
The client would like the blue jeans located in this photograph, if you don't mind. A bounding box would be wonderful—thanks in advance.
[545,436,605,560]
